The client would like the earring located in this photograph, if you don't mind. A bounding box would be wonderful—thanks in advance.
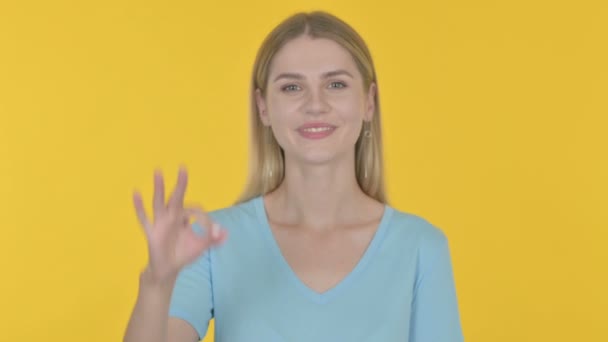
[267,125,273,178]
[363,121,372,178]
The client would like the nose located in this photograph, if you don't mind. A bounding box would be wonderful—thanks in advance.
[304,87,330,115]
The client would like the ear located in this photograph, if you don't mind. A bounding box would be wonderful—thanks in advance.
[255,88,270,126]
[365,82,377,122]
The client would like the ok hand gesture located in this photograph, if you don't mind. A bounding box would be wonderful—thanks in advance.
[132,167,228,285]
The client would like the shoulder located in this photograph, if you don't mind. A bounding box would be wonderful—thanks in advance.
[386,207,450,254]
[206,197,259,228]
[383,207,455,283]
[199,198,267,244]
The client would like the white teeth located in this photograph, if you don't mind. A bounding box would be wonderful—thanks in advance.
[302,127,332,133]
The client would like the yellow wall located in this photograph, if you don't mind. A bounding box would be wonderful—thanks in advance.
[1,1,606,341]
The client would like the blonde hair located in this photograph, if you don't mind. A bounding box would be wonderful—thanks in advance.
[234,11,388,205]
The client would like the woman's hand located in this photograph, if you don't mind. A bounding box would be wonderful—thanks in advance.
[132,166,228,285]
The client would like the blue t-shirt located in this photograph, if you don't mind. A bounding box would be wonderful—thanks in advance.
[169,195,464,341]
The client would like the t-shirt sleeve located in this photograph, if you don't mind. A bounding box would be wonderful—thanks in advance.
[168,222,214,340]
[409,227,464,342]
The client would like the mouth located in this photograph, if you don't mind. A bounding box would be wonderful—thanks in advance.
[297,125,337,139]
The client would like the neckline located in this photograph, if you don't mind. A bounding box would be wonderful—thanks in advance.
[253,195,394,304]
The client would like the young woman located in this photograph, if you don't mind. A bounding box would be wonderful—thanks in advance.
[124,11,463,342]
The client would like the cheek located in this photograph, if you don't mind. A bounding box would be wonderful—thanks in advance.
[267,96,301,123]
[333,96,366,121]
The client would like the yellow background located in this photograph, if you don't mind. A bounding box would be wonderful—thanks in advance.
[1,0,606,341]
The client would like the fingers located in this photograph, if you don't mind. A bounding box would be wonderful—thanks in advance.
[182,227,228,263]
[185,206,213,233]
[133,190,150,232]
[188,209,227,243]
[136,167,210,239]
[152,169,165,219]
[180,208,228,264]
[209,222,229,244]
[168,166,188,210]
[198,222,228,247]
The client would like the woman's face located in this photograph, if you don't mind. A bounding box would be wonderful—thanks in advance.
[256,35,376,165]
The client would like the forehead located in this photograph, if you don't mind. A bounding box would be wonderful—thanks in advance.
[269,36,358,77]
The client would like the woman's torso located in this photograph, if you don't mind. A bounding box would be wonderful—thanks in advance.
[206,195,431,341]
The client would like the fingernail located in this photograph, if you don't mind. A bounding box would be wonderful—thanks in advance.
[211,223,220,239]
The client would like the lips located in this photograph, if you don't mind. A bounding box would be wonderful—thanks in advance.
[297,123,336,139]
[297,122,336,130]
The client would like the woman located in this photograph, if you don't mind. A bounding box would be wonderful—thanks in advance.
[124,11,463,342]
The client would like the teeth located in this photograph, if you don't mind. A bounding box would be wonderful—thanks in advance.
[302,127,332,133]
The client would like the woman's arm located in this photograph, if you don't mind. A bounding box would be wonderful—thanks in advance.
[409,230,464,341]
[124,168,225,342]
[123,269,198,342]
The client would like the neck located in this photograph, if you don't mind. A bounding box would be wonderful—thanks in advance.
[265,153,374,231]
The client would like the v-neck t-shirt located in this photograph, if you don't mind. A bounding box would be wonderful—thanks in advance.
[168,195,464,341]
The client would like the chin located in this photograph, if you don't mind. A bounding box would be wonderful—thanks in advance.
[292,148,349,166]
[280,136,355,165]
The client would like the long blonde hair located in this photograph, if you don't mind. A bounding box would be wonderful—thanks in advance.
[234,11,388,205]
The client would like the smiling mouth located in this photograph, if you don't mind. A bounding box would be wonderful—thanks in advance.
[300,126,334,133]
[297,126,336,139]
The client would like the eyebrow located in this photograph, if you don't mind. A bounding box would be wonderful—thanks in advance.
[272,69,354,82]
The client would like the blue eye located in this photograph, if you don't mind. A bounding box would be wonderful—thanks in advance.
[329,81,347,89]
[282,84,300,92]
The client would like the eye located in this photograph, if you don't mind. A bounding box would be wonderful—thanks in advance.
[329,81,347,89]
[281,84,301,92]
